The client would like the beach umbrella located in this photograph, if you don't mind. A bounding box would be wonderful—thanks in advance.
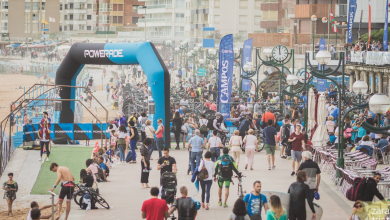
[311,94,329,146]
[307,90,316,132]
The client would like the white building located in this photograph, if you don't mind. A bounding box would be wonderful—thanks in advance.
[136,0,186,43]
[185,0,264,45]
[60,0,94,33]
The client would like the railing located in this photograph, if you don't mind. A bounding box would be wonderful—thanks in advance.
[138,17,173,23]
[138,4,172,10]
[295,4,334,19]
[347,51,390,66]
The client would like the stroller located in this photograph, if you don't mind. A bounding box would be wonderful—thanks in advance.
[111,94,119,110]
[161,172,177,205]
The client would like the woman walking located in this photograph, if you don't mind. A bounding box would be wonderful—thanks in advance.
[229,130,243,167]
[145,120,156,159]
[228,199,250,220]
[172,112,183,150]
[208,129,223,162]
[38,120,51,162]
[139,112,148,142]
[155,119,164,158]
[129,120,138,163]
[266,195,287,220]
[198,114,209,142]
[181,118,191,149]
[243,129,258,170]
[140,138,151,189]
[115,125,128,164]
[198,151,215,210]
[3,173,18,217]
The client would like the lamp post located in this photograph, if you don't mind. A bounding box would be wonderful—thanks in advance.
[311,15,317,60]
[163,40,175,65]
[294,20,298,45]
[179,41,189,77]
[322,17,328,40]
[335,22,339,50]
[142,6,147,41]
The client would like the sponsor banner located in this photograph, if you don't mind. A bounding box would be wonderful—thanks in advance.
[317,79,327,92]
[358,10,363,39]
[347,0,357,43]
[350,51,364,63]
[241,38,253,91]
[23,123,108,141]
[217,34,234,119]
[368,0,372,48]
[384,0,389,51]
[366,52,390,65]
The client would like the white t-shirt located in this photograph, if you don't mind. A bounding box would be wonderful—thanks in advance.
[228,213,250,220]
[198,160,215,181]
[180,99,189,106]
[137,66,142,71]
[244,135,257,148]
[27,209,41,220]
[117,131,127,139]
[199,118,208,127]
[208,136,222,148]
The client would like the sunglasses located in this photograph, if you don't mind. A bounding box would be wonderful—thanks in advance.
[355,205,362,208]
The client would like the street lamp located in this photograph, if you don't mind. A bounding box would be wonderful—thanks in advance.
[369,94,390,115]
[311,15,317,60]
[322,17,328,40]
[263,48,272,60]
[294,20,298,45]
[286,74,299,86]
[315,50,331,65]
[335,22,340,50]
[352,80,368,95]
[243,62,253,72]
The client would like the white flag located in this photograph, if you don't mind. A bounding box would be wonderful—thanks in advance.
[49,17,55,22]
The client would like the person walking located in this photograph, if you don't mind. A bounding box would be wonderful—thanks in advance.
[288,124,305,176]
[106,83,110,102]
[141,187,169,220]
[228,199,250,220]
[298,151,321,201]
[263,119,278,170]
[145,120,156,159]
[361,173,385,202]
[214,147,240,208]
[3,172,18,217]
[172,112,183,150]
[208,129,223,162]
[280,117,291,159]
[128,120,138,163]
[140,138,151,189]
[168,186,198,219]
[155,119,164,158]
[139,112,148,142]
[188,129,205,174]
[266,195,287,220]
[243,180,269,219]
[198,151,215,210]
[229,130,243,167]
[38,120,51,162]
[115,125,128,164]
[243,129,258,170]
[288,171,316,220]
[181,118,191,149]
[198,113,209,142]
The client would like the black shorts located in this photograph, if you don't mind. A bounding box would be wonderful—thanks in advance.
[59,182,75,201]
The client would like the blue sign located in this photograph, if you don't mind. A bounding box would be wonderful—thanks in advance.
[384,0,389,51]
[217,34,234,119]
[42,29,50,31]
[319,38,326,51]
[317,78,327,92]
[241,39,253,91]
[197,68,206,76]
[347,0,357,43]
[203,27,215,48]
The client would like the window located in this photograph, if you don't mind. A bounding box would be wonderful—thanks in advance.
[255,0,261,9]
[2,2,8,10]
[239,15,247,24]
[60,4,62,10]
[99,3,108,12]
[65,4,67,9]
[32,2,40,10]
[70,25,73,31]
[132,5,138,12]
[214,0,220,8]
[87,26,91,30]
[32,14,38,20]
[2,13,7,20]
[42,2,45,10]
[69,3,73,9]
[2,23,7,31]
[239,31,247,36]
[132,17,138,24]
[64,26,67,31]
[64,15,67,20]
[254,16,261,25]
[239,0,248,9]
[176,13,184,22]
[113,4,117,11]
[118,16,123,23]
[70,14,73,20]
[214,15,220,24]
[175,26,184,36]
[87,15,92,20]
[113,16,117,23]
[25,2,30,10]
[87,4,92,9]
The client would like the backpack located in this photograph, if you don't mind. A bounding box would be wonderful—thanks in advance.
[132,127,140,141]
[96,166,104,181]
[207,118,216,131]
[197,160,209,181]
[281,124,291,141]
[346,177,368,201]
[177,197,196,220]
[219,156,233,178]
[199,119,208,133]
[344,128,352,138]
[161,172,177,204]
[79,193,92,210]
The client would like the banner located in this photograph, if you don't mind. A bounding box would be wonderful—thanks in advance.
[350,51,364,63]
[368,0,372,48]
[23,123,108,142]
[384,0,389,51]
[347,0,357,43]
[241,38,253,91]
[317,38,326,70]
[317,79,327,92]
[366,51,390,65]
[217,34,234,119]
[358,10,363,39]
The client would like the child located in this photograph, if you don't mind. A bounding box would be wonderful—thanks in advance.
[329,132,336,144]
[326,116,336,133]
[352,122,366,143]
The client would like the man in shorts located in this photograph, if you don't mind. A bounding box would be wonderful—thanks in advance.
[214,147,240,208]
[288,124,305,176]
[49,163,75,220]
[263,119,278,170]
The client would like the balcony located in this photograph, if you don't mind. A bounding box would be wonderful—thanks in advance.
[295,4,334,19]
[66,8,87,14]
[335,4,347,17]
[65,19,87,25]
[137,17,173,26]
[137,4,185,14]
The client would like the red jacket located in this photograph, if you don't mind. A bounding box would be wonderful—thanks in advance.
[39,127,50,140]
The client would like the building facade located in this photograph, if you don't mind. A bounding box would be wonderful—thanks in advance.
[60,0,94,33]
[0,0,60,38]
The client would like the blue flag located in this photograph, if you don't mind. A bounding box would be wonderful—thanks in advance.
[384,0,389,51]
[241,38,253,91]
[217,34,234,119]
[317,79,327,92]
[319,38,326,51]
[347,0,357,43]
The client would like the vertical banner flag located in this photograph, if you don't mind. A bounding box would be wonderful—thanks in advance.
[368,0,372,48]
[384,0,389,51]
[317,79,327,92]
[330,8,338,32]
[318,38,326,70]
[347,0,357,43]
[217,34,234,119]
[241,38,253,91]
[358,10,363,39]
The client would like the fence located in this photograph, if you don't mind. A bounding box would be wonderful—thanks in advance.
[347,51,390,66]
[0,130,13,174]
[0,60,60,76]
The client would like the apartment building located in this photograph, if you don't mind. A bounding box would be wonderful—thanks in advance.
[60,0,94,33]
[184,0,263,45]
[136,0,186,42]
[0,0,60,38]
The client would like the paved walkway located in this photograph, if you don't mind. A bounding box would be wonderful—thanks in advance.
[63,148,352,220]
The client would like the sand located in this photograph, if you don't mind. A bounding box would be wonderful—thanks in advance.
[0,207,65,220]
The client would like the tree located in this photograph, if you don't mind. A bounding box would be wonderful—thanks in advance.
[360,28,390,43]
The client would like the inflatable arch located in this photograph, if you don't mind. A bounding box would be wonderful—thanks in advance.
[55,42,170,145]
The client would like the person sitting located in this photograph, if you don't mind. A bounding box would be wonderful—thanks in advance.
[27,201,58,220]
[97,156,109,181]
[348,200,368,220]
[356,135,374,156]
[80,169,94,187]
[375,134,389,160]
[361,173,385,203]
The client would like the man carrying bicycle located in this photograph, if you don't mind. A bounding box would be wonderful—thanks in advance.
[213,147,240,208]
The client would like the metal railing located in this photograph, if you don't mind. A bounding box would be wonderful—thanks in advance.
[346,51,390,66]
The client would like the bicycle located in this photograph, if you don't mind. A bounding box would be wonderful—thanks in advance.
[73,182,110,209]
[233,173,246,199]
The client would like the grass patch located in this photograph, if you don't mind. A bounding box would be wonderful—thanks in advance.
[31,146,93,195]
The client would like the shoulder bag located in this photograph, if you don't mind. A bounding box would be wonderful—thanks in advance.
[197,160,209,181]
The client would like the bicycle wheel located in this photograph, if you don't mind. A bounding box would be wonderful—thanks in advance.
[73,191,83,206]
[94,194,110,209]
[257,136,265,152]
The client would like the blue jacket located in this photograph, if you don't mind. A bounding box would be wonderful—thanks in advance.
[375,139,389,153]
[356,145,373,156]
[191,165,200,183]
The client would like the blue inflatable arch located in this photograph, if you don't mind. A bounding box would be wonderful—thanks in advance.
[55,42,170,144]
